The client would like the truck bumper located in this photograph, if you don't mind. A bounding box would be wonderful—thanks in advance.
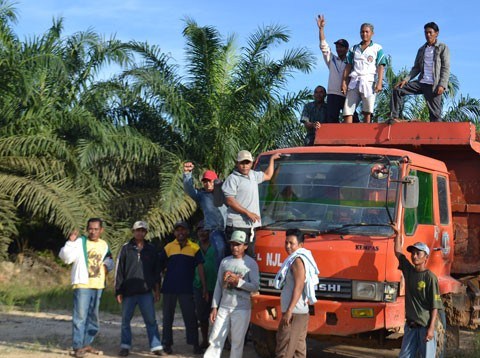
[251,294,405,336]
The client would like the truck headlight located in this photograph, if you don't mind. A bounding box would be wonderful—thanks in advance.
[352,281,399,302]
[352,281,383,301]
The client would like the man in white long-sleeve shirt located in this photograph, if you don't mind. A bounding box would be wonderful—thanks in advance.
[203,231,259,358]
[59,218,114,358]
[317,14,349,123]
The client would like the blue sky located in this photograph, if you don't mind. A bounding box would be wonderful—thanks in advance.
[13,0,479,100]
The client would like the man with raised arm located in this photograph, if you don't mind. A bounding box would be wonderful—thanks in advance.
[394,232,443,357]
[222,150,281,258]
[317,14,349,123]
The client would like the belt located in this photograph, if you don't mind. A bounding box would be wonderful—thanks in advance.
[406,320,424,329]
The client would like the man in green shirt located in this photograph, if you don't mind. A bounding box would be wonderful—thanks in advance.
[193,221,217,349]
[394,233,443,358]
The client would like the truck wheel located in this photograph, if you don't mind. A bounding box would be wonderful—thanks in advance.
[436,310,446,358]
[251,324,276,358]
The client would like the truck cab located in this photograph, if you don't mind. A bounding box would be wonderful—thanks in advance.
[250,122,477,357]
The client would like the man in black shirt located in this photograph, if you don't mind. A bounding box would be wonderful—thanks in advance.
[115,221,166,356]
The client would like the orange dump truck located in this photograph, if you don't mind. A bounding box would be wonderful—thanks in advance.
[250,122,480,357]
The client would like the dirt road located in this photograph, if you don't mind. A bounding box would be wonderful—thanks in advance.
[0,309,477,357]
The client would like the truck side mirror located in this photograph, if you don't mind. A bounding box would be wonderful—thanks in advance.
[402,175,419,209]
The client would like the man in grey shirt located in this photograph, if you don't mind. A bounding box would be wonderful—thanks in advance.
[203,230,259,358]
[390,22,450,122]
[222,150,281,257]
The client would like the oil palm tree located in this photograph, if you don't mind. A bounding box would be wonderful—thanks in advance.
[112,19,314,228]
[0,1,164,257]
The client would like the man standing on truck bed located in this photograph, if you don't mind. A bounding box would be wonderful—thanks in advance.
[390,22,450,122]
[274,229,319,358]
[222,150,281,258]
[394,233,444,358]
[341,23,386,123]
[317,14,349,123]
[300,85,327,145]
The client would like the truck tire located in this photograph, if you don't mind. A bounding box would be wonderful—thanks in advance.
[436,310,446,358]
[251,324,276,358]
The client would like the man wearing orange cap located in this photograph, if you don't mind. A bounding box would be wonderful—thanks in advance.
[183,162,227,268]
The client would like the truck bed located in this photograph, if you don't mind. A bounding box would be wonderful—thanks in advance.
[314,122,480,274]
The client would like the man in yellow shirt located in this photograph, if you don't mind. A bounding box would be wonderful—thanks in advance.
[59,218,114,358]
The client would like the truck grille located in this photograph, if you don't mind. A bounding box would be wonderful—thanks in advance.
[259,272,352,300]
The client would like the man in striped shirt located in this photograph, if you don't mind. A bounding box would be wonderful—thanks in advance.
[390,22,450,122]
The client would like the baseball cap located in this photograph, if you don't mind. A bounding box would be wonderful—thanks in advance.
[132,221,148,230]
[237,150,254,162]
[174,221,190,230]
[202,170,218,181]
[407,242,430,256]
[229,230,247,244]
[334,39,349,48]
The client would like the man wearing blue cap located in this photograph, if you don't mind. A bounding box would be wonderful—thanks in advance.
[394,234,443,358]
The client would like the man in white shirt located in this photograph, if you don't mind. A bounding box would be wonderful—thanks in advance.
[317,14,349,123]
[341,23,387,123]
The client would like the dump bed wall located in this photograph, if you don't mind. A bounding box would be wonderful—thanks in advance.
[314,122,480,275]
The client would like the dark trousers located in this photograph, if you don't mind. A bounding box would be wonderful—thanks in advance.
[162,293,199,347]
[225,226,256,258]
[326,94,345,123]
[390,81,443,121]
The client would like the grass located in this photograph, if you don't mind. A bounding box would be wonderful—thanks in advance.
[0,283,122,314]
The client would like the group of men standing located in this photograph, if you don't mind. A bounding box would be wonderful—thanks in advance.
[59,149,317,358]
[302,15,450,145]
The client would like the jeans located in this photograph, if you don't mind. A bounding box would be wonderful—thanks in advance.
[120,292,162,351]
[162,293,199,347]
[399,323,437,358]
[72,288,103,350]
[209,230,226,268]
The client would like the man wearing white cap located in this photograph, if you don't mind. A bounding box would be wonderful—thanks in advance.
[115,221,165,356]
[222,150,281,257]
[204,230,259,358]
[394,234,443,358]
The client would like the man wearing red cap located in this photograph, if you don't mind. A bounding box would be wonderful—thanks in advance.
[183,162,227,268]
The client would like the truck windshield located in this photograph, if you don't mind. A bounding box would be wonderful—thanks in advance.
[257,154,399,236]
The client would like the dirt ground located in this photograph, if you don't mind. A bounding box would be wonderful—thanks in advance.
[0,308,478,358]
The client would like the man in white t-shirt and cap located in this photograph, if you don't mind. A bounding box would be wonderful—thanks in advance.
[222,150,281,258]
